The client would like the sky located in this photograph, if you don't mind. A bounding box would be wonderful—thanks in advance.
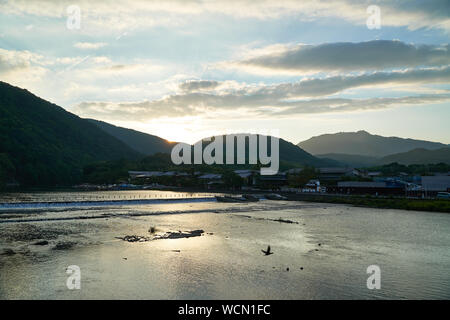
[0,0,449,144]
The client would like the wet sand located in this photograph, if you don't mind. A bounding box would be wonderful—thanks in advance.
[1,198,450,299]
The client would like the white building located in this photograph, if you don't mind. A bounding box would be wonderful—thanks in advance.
[421,176,450,192]
[302,179,321,193]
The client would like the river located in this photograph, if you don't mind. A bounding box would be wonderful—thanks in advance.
[0,191,449,299]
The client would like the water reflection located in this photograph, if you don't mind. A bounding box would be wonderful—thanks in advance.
[0,192,449,299]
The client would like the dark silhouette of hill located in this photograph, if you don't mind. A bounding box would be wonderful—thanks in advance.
[0,81,141,187]
[195,134,339,167]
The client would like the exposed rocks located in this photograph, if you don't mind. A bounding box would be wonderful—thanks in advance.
[33,240,49,246]
[52,241,76,250]
[236,215,299,225]
[116,229,205,243]
[116,235,151,242]
[273,218,299,224]
[0,224,71,242]
[1,248,16,256]
[153,229,204,240]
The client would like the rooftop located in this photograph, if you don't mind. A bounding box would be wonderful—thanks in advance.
[319,167,355,174]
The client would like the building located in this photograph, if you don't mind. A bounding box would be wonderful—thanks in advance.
[234,169,257,186]
[318,167,360,180]
[367,171,382,177]
[258,173,287,189]
[129,171,192,179]
[128,171,164,179]
[302,179,321,193]
[332,181,405,195]
[198,173,222,180]
[421,176,450,193]
[198,173,224,189]
[284,168,303,175]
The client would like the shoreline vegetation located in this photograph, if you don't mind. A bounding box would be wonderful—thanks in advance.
[1,186,449,213]
[282,193,450,213]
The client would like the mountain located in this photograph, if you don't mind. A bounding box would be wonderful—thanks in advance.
[316,153,379,168]
[196,134,339,168]
[278,137,339,167]
[298,130,447,157]
[0,81,141,187]
[318,148,450,167]
[379,148,450,165]
[88,119,175,155]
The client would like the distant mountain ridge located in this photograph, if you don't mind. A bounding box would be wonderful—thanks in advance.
[379,147,450,165]
[316,153,378,168]
[317,149,450,167]
[298,130,447,158]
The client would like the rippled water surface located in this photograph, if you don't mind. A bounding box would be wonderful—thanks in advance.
[0,191,449,299]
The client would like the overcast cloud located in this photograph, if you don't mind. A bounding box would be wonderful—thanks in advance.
[73,66,450,121]
[227,40,450,74]
[1,0,449,32]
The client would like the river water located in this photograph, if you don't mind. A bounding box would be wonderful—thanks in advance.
[0,191,449,299]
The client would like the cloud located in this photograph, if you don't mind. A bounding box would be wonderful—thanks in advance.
[0,48,43,73]
[0,48,48,85]
[72,99,200,120]
[74,42,107,50]
[1,0,449,32]
[0,48,174,106]
[266,95,450,116]
[179,80,220,92]
[0,48,112,72]
[73,93,450,121]
[183,66,450,98]
[72,66,450,121]
[3,45,448,118]
[224,40,450,75]
[268,66,450,97]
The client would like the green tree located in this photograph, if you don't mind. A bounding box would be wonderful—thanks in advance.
[288,166,318,187]
[222,171,243,189]
[0,153,16,186]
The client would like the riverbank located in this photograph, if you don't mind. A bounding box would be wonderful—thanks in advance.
[283,193,450,213]
[1,187,449,213]
[160,187,450,213]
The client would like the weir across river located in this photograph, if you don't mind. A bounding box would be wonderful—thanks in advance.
[0,193,218,210]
